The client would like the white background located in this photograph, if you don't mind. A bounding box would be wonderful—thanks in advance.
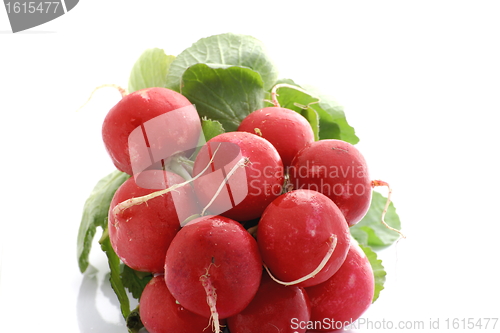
[1,1,499,332]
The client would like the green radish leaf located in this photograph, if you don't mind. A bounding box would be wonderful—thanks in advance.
[187,118,225,164]
[181,64,265,131]
[350,191,402,248]
[312,95,359,144]
[300,106,320,141]
[359,243,386,303]
[302,84,359,144]
[309,102,342,141]
[121,265,153,300]
[267,83,320,140]
[128,48,175,93]
[166,33,278,92]
[99,229,131,320]
[271,81,359,144]
[201,118,225,141]
[272,83,319,112]
[77,170,130,273]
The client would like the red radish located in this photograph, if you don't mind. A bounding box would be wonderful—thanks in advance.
[288,139,372,226]
[257,189,350,288]
[192,132,284,222]
[102,87,200,176]
[227,271,311,333]
[108,170,199,273]
[164,215,262,332]
[237,107,315,167]
[139,275,211,333]
[305,240,375,332]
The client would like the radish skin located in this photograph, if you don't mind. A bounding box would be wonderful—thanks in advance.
[108,170,198,273]
[305,240,375,332]
[102,87,200,175]
[139,276,211,333]
[227,271,311,333]
[289,139,372,226]
[257,189,350,288]
[237,107,314,167]
[192,132,284,221]
[164,215,262,324]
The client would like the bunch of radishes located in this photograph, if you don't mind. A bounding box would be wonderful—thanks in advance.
[99,85,388,333]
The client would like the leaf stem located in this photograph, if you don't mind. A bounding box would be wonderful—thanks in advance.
[178,155,195,175]
[168,158,193,182]
[99,227,131,320]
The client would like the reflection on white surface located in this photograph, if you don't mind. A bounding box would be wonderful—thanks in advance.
[75,264,365,333]
[77,265,131,333]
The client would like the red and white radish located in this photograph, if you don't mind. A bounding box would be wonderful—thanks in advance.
[139,275,212,333]
[192,132,284,222]
[257,189,350,288]
[227,271,311,333]
[102,87,201,176]
[164,215,262,332]
[289,139,372,226]
[305,240,375,332]
[108,170,198,273]
[237,107,315,167]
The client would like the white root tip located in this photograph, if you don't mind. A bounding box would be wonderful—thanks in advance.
[200,264,221,333]
[264,234,337,286]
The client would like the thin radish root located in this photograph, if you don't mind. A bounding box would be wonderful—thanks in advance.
[77,84,127,112]
[112,145,221,217]
[200,157,251,216]
[112,176,193,217]
[371,180,406,239]
[264,234,337,286]
[200,264,221,333]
